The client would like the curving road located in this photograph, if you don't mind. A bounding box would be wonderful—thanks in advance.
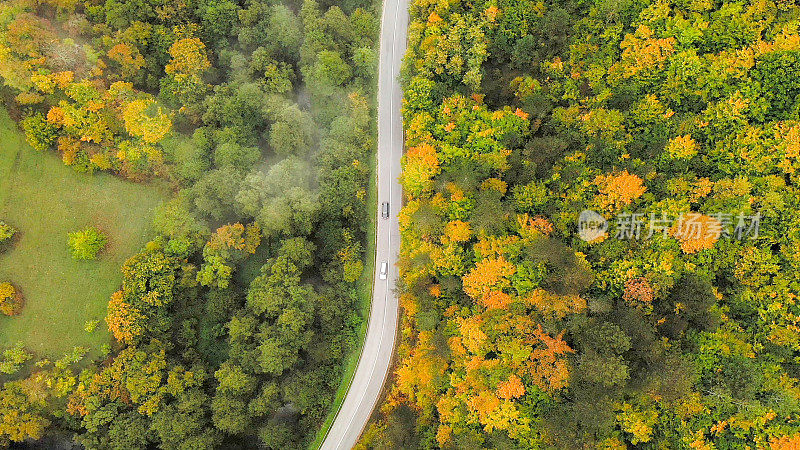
[319,0,408,448]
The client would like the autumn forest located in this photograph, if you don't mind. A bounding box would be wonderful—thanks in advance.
[2,0,800,448]
[361,0,800,448]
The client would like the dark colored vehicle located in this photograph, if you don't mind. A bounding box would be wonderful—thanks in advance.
[381,202,390,219]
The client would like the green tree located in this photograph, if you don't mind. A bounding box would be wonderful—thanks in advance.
[266,5,302,60]
[192,167,244,221]
[150,389,219,450]
[68,227,107,260]
[106,412,150,450]
[352,46,376,80]
[211,394,250,434]
[151,194,210,251]
[213,141,261,171]
[311,50,351,87]
[752,51,800,121]
[268,105,314,156]
[258,421,295,449]
[200,0,239,46]
[215,363,257,396]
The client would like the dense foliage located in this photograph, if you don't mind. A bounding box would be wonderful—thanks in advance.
[361,0,800,448]
[0,0,379,447]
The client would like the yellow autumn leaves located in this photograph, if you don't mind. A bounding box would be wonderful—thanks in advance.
[401,142,440,197]
[122,99,171,144]
[666,134,698,159]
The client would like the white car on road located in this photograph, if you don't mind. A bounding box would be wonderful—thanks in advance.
[379,261,388,280]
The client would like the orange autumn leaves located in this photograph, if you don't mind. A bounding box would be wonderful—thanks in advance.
[462,255,515,300]
[771,433,800,449]
[623,277,654,307]
[392,246,582,445]
[206,223,261,254]
[497,374,525,400]
[593,170,720,253]
[431,315,573,440]
[670,213,721,254]
[594,170,646,212]
[462,252,585,316]
[443,219,472,243]
[435,253,580,441]
[106,290,143,345]
[481,290,512,309]
[394,330,448,410]
[393,93,585,447]
[526,289,586,318]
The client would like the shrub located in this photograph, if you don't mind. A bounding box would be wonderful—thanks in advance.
[84,319,100,333]
[0,342,32,375]
[20,113,58,152]
[0,221,15,245]
[68,226,108,260]
[0,282,23,316]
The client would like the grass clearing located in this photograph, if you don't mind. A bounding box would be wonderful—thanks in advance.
[0,107,167,359]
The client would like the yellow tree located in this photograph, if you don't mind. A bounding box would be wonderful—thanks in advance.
[401,142,440,198]
[165,38,211,79]
[122,98,172,144]
[0,382,50,442]
[443,219,472,243]
[164,37,210,107]
[107,43,145,81]
[665,135,698,159]
[0,282,22,316]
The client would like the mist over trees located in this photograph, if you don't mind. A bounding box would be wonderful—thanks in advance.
[0,0,380,446]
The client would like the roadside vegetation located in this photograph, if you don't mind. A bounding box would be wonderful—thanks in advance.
[361,0,800,448]
[0,0,380,447]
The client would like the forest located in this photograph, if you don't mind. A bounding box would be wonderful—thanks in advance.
[0,0,379,448]
[359,0,800,448]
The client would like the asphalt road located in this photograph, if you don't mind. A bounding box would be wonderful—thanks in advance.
[318,0,408,447]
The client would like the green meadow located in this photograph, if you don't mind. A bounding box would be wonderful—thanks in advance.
[0,107,166,359]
